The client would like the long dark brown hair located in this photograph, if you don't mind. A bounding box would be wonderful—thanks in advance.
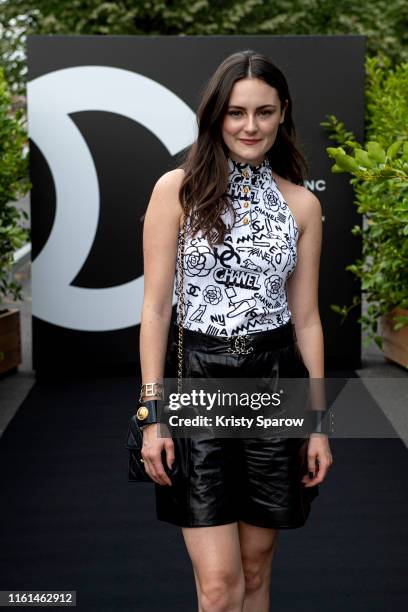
[179,49,308,248]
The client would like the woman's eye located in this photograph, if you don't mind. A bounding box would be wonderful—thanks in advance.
[227,109,273,118]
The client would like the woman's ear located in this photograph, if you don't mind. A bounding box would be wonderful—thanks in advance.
[280,99,288,124]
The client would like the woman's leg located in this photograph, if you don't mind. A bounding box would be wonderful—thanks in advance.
[182,523,246,612]
[238,521,279,612]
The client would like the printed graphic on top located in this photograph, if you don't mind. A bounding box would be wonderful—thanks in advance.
[175,156,299,336]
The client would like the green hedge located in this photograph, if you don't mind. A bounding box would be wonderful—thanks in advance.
[322,57,408,348]
[0,67,31,309]
[1,0,407,93]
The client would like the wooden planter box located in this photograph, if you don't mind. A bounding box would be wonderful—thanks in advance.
[0,308,22,375]
[380,307,408,369]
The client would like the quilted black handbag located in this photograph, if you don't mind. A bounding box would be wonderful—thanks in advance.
[126,415,152,482]
[125,216,187,482]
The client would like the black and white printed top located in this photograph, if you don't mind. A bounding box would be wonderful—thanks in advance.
[175,156,299,336]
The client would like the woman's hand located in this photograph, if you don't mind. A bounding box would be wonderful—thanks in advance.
[301,434,333,487]
[141,424,175,486]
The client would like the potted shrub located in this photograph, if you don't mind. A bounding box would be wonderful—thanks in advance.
[0,67,31,375]
[322,57,408,368]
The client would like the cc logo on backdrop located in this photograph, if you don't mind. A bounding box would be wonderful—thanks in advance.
[27,66,196,331]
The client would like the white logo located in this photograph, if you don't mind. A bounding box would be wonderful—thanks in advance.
[28,66,196,330]
[304,179,326,192]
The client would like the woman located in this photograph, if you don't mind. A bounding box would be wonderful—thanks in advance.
[139,50,333,612]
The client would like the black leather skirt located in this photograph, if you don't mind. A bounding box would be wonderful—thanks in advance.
[156,320,319,529]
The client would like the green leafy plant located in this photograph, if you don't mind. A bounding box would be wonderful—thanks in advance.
[1,0,408,94]
[0,66,31,313]
[321,57,408,350]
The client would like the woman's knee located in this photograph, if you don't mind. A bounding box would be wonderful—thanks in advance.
[243,565,264,595]
[242,557,270,596]
[199,572,245,612]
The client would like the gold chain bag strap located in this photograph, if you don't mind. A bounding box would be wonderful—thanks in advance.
[125,214,187,482]
[176,213,187,397]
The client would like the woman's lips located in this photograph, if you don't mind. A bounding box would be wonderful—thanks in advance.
[239,139,261,145]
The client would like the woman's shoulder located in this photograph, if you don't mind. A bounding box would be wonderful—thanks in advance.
[148,168,186,229]
[273,172,320,206]
[153,167,186,193]
[272,172,321,235]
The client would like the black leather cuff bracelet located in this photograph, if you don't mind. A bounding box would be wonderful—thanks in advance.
[308,409,332,435]
[136,399,158,429]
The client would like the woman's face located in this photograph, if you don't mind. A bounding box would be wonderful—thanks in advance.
[221,77,287,166]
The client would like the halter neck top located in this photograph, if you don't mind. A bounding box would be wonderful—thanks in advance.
[175,156,299,336]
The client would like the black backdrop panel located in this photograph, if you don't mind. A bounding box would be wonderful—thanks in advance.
[27,35,365,375]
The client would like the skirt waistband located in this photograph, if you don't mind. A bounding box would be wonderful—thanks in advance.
[174,320,295,355]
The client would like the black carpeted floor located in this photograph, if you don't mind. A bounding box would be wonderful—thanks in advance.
[0,375,407,611]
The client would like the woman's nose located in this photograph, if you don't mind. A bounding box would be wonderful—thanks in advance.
[244,115,258,133]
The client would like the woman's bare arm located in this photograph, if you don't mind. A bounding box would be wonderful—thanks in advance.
[139,168,184,486]
[140,169,184,390]
[285,186,333,486]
